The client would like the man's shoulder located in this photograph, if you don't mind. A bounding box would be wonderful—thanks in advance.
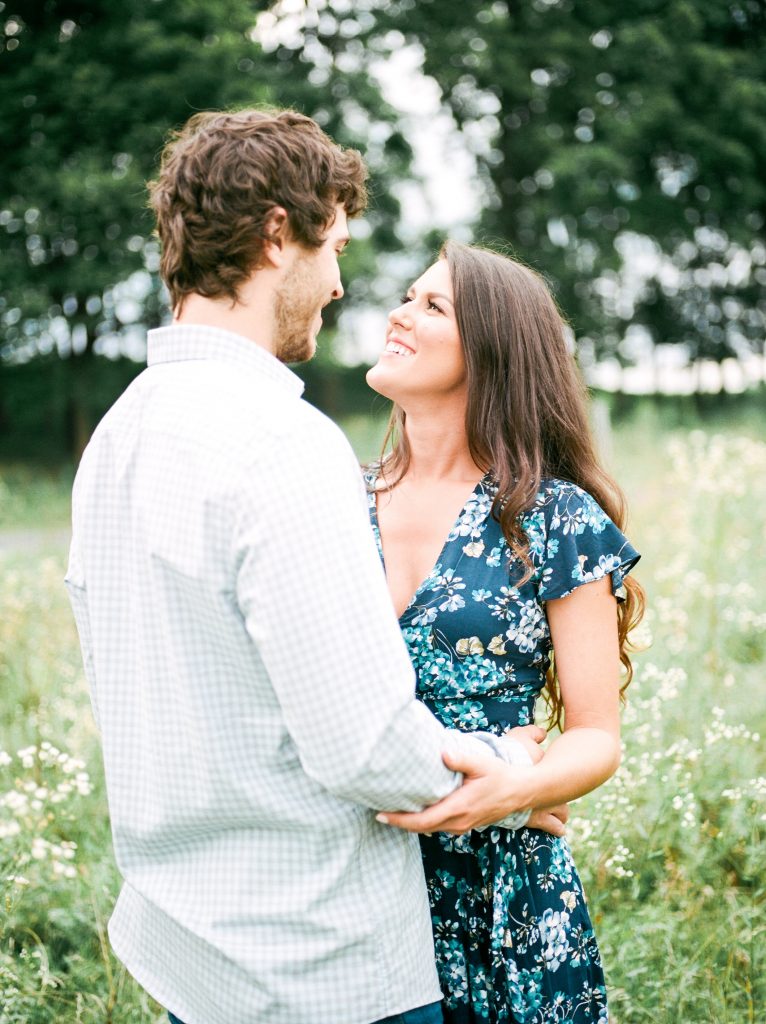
[79,362,358,494]
[281,396,350,444]
[253,397,358,477]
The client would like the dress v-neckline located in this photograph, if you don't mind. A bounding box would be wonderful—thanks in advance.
[369,469,491,621]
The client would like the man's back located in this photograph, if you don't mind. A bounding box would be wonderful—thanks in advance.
[66,325,450,1024]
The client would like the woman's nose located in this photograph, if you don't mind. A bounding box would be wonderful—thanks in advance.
[388,304,412,328]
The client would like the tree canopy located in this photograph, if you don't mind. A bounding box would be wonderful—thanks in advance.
[340,0,766,372]
[1,0,765,440]
[0,0,413,357]
[0,0,415,451]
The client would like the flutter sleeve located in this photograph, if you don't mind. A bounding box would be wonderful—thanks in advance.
[534,481,640,603]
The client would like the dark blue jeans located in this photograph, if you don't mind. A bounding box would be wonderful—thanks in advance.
[168,1001,443,1024]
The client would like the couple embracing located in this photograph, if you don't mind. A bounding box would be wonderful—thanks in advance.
[66,108,643,1024]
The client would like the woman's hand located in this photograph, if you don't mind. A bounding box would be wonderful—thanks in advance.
[526,803,569,836]
[500,728,571,831]
[502,724,547,763]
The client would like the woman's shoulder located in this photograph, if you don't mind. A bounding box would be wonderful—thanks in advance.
[536,477,594,503]
[524,477,599,511]
[523,478,613,535]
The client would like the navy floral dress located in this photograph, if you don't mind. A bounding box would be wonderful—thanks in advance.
[366,470,640,1024]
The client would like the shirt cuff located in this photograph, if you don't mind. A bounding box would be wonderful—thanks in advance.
[471,733,533,831]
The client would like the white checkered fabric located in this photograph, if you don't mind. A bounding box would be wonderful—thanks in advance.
[65,324,502,1024]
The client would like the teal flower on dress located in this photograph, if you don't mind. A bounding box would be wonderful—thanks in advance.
[486,545,504,568]
[571,551,625,586]
[469,964,492,1019]
[504,599,548,654]
[488,584,520,618]
[549,838,576,884]
[550,487,609,537]
[525,510,547,562]
[443,700,489,730]
[539,908,572,971]
[569,923,600,970]
[510,966,544,1022]
[435,927,469,1007]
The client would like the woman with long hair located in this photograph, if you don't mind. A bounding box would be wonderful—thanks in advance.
[366,241,644,1023]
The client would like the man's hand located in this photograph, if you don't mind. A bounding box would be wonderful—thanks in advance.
[377,735,568,837]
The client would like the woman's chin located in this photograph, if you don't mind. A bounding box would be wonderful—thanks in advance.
[365,363,399,401]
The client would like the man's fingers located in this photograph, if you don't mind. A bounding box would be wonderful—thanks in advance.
[377,787,476,833]
[377,808,453,833]
[441,745,494,777]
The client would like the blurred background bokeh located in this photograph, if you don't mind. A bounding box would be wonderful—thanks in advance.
[1,2,764,1021]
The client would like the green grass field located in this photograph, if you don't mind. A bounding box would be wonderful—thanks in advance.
[1,404,764,1023]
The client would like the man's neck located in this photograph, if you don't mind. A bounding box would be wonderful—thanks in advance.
[173,292,276,353]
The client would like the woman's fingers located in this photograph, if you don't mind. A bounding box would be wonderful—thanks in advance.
[505,724,547,745]
[527,806,568,837]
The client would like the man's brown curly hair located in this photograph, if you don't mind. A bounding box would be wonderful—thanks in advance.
[148,108,368,311]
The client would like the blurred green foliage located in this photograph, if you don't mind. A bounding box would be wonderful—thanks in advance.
[347,0,766,366]
[1,1,765,462]
[0,0,414,455]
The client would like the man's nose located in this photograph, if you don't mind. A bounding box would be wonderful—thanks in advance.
[331,276,344,300]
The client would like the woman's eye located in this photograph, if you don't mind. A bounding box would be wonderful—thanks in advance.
[399,295,412,305]
[428,300,443,313]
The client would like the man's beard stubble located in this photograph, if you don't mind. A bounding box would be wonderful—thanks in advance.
[273,254,321,365]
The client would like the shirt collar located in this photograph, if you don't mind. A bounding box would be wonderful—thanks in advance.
[147,324,305,398]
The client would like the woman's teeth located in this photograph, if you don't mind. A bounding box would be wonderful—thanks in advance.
[385,341,413,356]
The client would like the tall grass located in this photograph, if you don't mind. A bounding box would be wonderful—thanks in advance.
[0,465,73,531]
[1,409,764,1023]
[579,426,765,1024]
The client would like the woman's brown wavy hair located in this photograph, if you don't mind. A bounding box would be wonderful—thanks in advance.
[148,108,367,311]
[378,241,645,727]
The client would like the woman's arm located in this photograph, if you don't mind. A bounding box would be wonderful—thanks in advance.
[523,574,622,804]
[376,576,621,834]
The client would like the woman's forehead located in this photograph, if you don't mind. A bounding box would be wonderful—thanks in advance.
[412,258,452,293]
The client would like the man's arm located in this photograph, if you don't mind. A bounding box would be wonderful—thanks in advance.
[374,578,620,834]
[375,733,568,836]
[233,412,509,812]
[64,519,101,730]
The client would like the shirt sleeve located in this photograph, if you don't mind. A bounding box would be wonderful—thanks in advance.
[233,410,480,812]
[534,482,640,603]
[64,526,101,730]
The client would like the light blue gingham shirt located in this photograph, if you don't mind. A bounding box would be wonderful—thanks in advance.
[65,325,527,1024]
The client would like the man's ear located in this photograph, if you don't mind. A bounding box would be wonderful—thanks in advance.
[261,206,290,268]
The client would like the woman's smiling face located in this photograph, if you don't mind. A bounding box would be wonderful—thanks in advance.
[366,259,467,408]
